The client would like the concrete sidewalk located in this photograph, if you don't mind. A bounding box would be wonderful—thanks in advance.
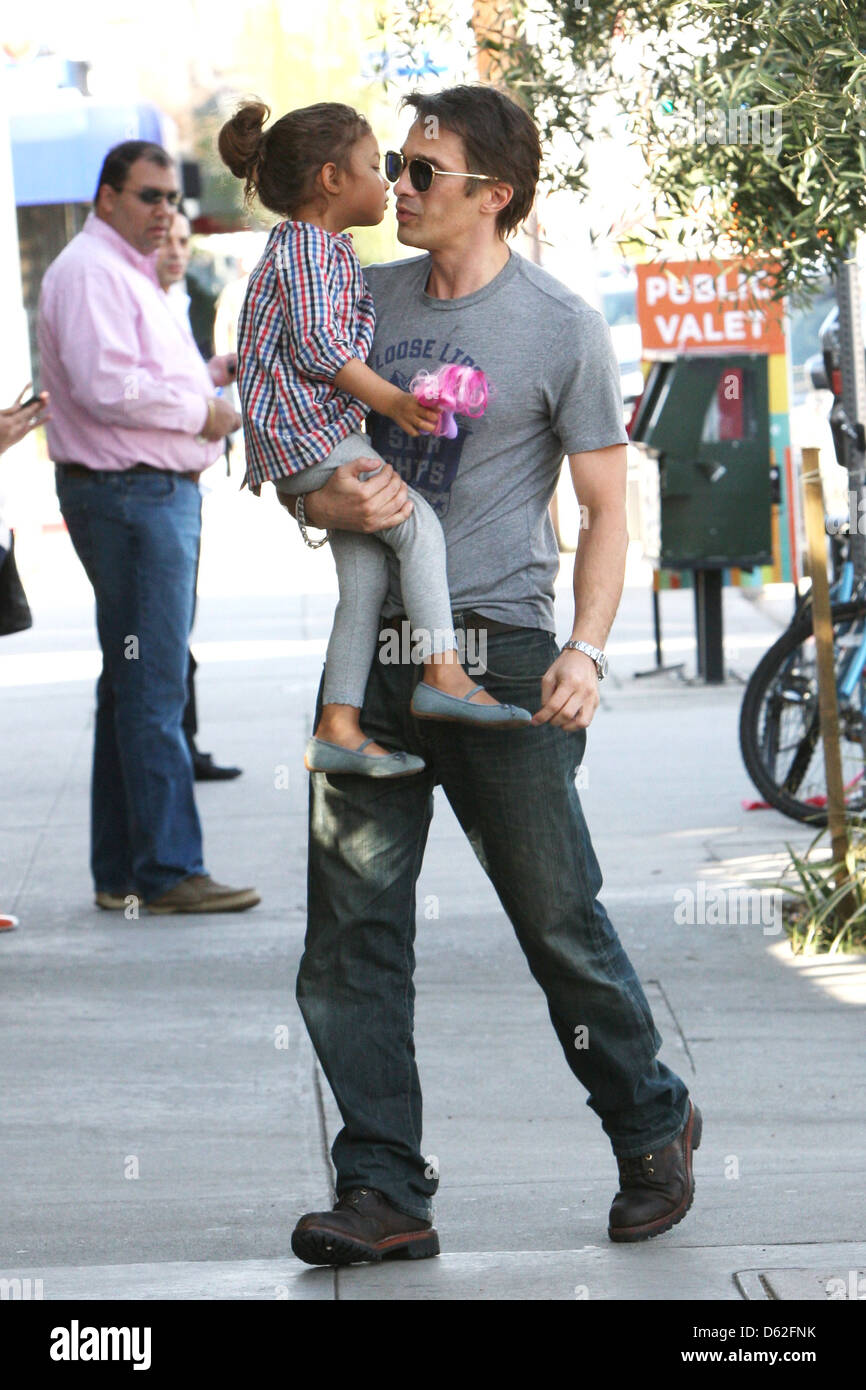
[2,537,865,1301]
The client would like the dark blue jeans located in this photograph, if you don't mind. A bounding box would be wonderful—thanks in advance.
[297,619,690,1222]
[56,466,205,899]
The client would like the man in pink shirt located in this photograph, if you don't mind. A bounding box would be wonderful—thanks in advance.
[38,140,259,914]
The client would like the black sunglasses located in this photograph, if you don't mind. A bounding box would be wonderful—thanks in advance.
[121,186,181,207]
[384,150,496,194]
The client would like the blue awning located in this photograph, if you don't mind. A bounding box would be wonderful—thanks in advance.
[10,100,169,206]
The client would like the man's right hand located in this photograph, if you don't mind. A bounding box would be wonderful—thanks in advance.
[303,458,412,532]
[200,396,241,441]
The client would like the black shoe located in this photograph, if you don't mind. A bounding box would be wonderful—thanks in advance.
[608,1101,702,1242]
[291,1187,440,1266]
[192,750,243,781]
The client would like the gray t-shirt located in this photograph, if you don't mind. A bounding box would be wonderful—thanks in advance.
[364,250,627,631]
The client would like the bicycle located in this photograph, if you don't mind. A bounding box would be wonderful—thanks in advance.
[738,528,866,824]
[739,290,866,827]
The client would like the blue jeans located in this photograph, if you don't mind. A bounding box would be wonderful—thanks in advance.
[56,466,205,899]
[297,620,691,1222]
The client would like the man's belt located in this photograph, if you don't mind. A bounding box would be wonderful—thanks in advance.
[56,462,201,483]
[383,609,523,635]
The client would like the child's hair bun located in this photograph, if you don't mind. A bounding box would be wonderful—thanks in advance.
[218,100,270,183]
[217,99,372,219]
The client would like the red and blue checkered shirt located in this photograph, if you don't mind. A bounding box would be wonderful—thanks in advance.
[237,220,376,493]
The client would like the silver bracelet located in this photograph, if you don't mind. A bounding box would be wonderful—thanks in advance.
[296,492,331,549]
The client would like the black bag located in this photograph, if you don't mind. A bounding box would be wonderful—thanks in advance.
[0,531,33,636]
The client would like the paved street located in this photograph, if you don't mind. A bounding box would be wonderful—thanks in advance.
[2,483,865,1301]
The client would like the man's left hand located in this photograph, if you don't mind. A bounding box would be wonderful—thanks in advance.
[531,649,600,731]
[208,353,237,388]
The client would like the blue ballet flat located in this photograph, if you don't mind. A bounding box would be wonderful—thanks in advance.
[304,736,426,777]
[410,682,532,727]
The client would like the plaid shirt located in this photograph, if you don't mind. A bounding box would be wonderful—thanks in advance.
[237,220,376,493]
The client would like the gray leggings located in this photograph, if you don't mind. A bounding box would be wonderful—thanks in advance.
[275,430,457,708]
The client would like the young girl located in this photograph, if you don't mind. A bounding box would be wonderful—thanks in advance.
[218,101,531,777]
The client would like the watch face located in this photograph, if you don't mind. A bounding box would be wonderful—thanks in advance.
[598,654,609,679]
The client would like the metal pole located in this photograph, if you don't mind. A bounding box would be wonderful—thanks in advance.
[633,570,686,679]
[694,568,724,683]
[835,260,866,578]
[652,585,662,667]
[802,449,850,886]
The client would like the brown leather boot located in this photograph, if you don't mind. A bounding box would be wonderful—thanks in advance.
[608,1100,702,1243]
[291,1187,440,1266]
[146,875,260,914]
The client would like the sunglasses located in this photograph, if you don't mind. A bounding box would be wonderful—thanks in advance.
[384,150,496,194]
[121,186,181,207]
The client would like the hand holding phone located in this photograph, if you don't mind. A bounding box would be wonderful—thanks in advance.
[15,384,48,412]
[0,387,50,455]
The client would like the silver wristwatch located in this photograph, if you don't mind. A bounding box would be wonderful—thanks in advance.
[562,639,608,680]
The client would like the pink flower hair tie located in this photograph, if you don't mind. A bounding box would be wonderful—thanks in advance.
[409,364,492,439]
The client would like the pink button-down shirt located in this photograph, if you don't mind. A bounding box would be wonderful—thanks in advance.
[37,214,221,472]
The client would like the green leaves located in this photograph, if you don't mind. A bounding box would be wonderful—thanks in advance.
[769,829,866,955]
[377,0,866,296]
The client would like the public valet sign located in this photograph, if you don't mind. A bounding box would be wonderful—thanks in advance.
[635,260,784,356]
[633,258,796,589]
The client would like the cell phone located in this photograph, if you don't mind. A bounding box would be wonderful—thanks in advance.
[19,394,42,410]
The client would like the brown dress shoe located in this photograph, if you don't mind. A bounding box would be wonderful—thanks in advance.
[146,875,260,915]
[608,1100,702,1243]
[291,1187,440,1266]
[95,890,143,910]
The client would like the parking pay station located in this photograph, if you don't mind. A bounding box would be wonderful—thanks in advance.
[631,261,792,682]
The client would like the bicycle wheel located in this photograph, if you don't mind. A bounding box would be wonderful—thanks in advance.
[739,599,866,825]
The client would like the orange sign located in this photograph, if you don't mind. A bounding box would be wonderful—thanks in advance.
[636,260,785,356]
